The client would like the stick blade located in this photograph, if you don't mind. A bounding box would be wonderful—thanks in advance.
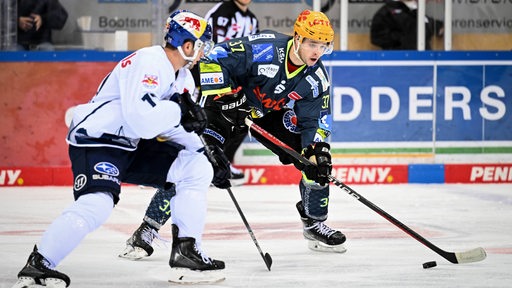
[455,247,487,264]
[263,253,273,271]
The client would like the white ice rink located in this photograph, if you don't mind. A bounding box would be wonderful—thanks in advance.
[1,183,511,288]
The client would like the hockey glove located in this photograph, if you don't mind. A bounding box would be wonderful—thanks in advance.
[175,91,208,134]
[301,142,332,186]
[204,144,232,189]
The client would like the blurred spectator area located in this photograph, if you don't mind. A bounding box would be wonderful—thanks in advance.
[40,1,512,51]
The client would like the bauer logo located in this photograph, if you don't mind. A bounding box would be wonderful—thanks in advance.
[200,73,224,85]
[94,162,120,176]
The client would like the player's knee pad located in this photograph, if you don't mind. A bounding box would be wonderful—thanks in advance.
[143,185,176,229]
[63,192,114,232]
[168,150,213,187]
[299,179,330,221]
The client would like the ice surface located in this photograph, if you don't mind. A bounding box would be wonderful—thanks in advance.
[1,183,511,287]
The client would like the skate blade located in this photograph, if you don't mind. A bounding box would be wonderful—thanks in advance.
[12,277,67,288]
[169,267,225,284]
[308,240,347,253]
[118,245,149,260]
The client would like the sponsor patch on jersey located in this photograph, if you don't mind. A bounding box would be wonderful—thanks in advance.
[94,162,120,176]
[201,73,224,85]
[315,69,329,92]
[274,80,286,94]
[276,47,285,63]
[141,74,158,89]
[257,64,279,78]
[208,46,228,61]
[306,75,320,98]
[282,109,299,133]
[248,33,276,41]
[252,44,274,62]
[287,91,302,101]
[203,128,225,144]
[319,110,332,130]
[74,174,87,191]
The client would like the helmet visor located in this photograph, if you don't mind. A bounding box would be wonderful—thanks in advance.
[194,39,215,56]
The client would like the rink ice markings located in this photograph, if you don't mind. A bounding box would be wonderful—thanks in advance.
[101,220,443,241]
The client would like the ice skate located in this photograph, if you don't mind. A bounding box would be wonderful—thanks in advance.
[12,245,70,288]
[296,201,347,253]
[119,222,159,260]
[168,224,225,284]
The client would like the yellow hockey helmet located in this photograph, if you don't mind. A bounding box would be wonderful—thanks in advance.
[294,10,334,43]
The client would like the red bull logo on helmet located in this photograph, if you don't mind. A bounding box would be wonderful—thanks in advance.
[177,12,206,38]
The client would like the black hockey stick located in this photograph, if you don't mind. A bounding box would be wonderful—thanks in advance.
[200,136,272,271]
[245,117,487,264]
[226,186,273,271]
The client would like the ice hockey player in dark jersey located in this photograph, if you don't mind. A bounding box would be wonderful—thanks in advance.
[205,0,259,180]
[198,9,346,253]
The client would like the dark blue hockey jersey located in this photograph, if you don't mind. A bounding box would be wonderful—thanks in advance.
[199,31,332,147]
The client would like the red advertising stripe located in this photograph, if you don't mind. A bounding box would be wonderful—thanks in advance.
[234,164,408,185]
[0,167,73,186]
[445,164,512,183]
[0,165,408,186]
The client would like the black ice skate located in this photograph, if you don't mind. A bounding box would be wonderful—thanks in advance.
[168,224,225,284]
[118,221,159,260]
[296,201,347,253]
[12,245,70,288]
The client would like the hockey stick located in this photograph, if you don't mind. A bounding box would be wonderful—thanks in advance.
[245,117,487,264]
[200,136,272,271]
[226,186,273,271]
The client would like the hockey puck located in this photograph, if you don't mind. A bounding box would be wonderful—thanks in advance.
[422,261,437,269]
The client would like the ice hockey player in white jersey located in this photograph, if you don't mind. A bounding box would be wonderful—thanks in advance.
[12,10,229,287]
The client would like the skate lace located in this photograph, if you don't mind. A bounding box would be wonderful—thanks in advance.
[194,244,213,265]
[141,226,170,247]
[309,222,337,237]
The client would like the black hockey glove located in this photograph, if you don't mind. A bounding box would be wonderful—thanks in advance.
[301,142,332,186]
[204,144,232,189]
[174,91,208,134]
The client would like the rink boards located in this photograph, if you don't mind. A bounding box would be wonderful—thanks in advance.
[1,51,511,186]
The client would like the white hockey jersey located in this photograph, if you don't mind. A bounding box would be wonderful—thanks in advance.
[66,45,203,152]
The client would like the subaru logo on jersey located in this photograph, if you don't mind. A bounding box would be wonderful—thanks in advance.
[252,44,274,63]
[94,162,120,176]
[258,64,279,78]
[248,34,276,41]
[306,75,319,98]
[201,73,224,85]
[141,74,159,89]
[282,110,299,133]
